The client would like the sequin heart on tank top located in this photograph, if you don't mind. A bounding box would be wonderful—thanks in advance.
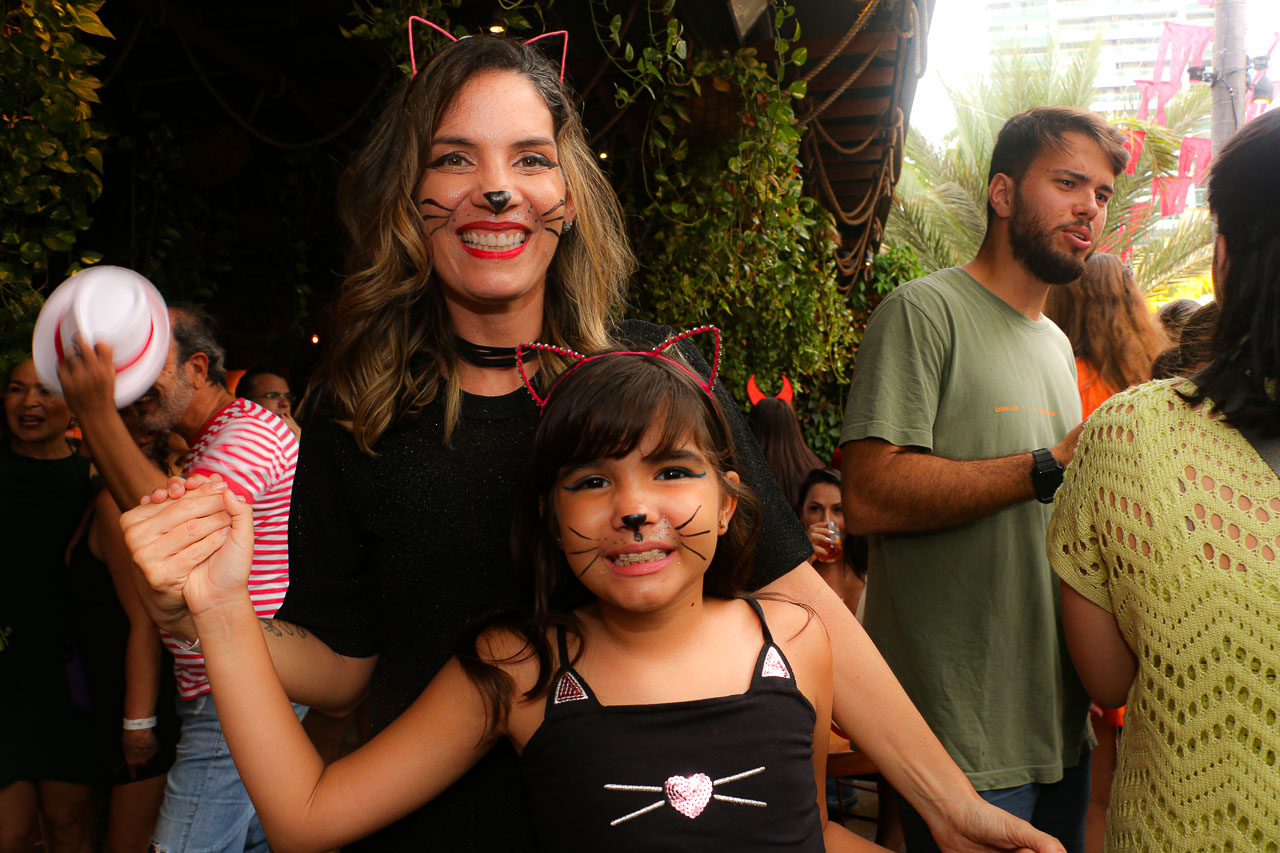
[664,773,713,819]
[605,766,768,827]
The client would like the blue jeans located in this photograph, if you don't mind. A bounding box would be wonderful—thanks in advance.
[151,693,308,853]
[897,752,1090,853]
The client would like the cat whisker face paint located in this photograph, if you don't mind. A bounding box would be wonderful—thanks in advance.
[413,70,575,309]
[552,427,738,614]
[520,351,760,610]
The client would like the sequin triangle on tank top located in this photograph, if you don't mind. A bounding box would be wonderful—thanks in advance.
[554,672,588,704]
[761,646,790,679]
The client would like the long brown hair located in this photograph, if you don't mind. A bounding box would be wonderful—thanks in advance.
[314,36,634,452]
[1044,253,1169,390]
[456,352,762,731]
[747,397,823,508]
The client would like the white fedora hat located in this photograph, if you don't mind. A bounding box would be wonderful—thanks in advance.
[32,265,171,409]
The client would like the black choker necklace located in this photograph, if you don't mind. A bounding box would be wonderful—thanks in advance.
[454,336,537,369]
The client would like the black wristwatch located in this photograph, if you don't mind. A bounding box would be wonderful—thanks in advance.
[1031,448,1064,504]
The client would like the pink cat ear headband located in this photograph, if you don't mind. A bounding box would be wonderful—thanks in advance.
[515,326,722,412]
[407,16,569,82]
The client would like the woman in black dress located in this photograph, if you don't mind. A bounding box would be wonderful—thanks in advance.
[0,358,95,853]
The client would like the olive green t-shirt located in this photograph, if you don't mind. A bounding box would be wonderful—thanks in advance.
[840,267,1092,790]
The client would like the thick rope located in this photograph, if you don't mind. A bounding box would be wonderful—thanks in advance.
[812,104,903,157]
[797,28,897,126]
[800,0,883,84]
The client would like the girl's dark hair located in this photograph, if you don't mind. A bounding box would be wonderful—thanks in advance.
[1157,298,1199,341]
[747,397,823,508]
[1149,302,1220,379]
[456,352,761,730]
[1176,302,1220,376]
[1043,253,1169,390]
[1180,110,1280,438]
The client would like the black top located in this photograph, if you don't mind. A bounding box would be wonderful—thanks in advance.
[521,599,823,852]
[0,443,92,655]
[65,517,180,784]
[276,319,812,851]
[0,442,94,787]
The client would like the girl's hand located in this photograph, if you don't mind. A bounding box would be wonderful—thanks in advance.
[121,728,159,776]
[121,479,255,619]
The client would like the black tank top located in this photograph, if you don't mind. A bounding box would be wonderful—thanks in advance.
[520,599,824,852]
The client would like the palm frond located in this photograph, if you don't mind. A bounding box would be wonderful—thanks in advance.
[1131,209,1214,293]
[887,35,1213,284]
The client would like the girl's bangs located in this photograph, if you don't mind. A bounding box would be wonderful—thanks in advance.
[535,356,720,484]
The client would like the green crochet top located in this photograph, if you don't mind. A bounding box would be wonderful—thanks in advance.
[1048,379,1280,852]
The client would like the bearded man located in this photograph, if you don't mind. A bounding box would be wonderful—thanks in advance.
[838,107,1129,853]
[60,305,302,853]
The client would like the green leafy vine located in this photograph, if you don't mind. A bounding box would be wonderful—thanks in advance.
[1,0,112,322]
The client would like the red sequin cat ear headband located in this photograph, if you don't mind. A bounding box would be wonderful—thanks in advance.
[515,326,722,412]
[407,16,569,82]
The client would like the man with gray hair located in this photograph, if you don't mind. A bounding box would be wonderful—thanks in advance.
[60,305,302,853]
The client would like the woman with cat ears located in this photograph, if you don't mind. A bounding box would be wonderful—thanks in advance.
[126,21,1067,853]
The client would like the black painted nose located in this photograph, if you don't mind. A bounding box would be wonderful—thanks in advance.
[621,513,646,532]
[483,191,512,213]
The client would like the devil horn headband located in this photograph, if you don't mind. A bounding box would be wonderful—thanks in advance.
[515,326,722,412]
[407,16,569,82]
[746,374,794,406]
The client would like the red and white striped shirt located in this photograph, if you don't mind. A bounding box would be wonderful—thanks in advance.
[163,398,298,699]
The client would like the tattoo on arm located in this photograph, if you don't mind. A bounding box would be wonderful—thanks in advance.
[259,619,309,640]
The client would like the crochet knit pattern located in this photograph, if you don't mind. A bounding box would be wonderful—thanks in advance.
[1048,379,1279,852]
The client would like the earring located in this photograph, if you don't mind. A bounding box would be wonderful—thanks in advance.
[718,519,728,533]
[562,219,574,233]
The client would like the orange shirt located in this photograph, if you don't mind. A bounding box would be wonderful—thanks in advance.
[1076,358,1120,420]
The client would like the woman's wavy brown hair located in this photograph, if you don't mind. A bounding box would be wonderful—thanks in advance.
[1044,253,1169,390]
[314,36,634,452]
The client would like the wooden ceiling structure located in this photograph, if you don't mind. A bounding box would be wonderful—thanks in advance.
[81,0,934,367]
[785,0,934,287]
[562,0,936,289]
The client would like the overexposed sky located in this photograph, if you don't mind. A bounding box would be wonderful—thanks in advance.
[911,0,1280,142]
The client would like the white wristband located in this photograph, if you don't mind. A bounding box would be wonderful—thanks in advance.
[123,716,157,730]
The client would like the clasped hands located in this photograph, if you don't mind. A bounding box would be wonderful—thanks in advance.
[121,474,255,638]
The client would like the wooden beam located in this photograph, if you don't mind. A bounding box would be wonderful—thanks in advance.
[800,65,897,91]
[814,161,884,182]
[810,144,886,164]
[808,96,892,120]
[747,32,901,62]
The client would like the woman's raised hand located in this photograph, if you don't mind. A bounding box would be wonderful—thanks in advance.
[121,476,255,627]
[806,522,837,561]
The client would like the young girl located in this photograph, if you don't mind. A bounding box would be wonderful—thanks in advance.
[122,339,881,852]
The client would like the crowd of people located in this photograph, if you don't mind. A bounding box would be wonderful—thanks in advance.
[2,25,1277,853]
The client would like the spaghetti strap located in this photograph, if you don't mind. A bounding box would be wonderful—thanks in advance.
[546,626,592,712]
[555,623,571,667]
[745,599,797,683]
[744,597,775,645]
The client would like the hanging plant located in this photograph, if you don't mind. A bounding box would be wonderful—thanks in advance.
[594,1,856,415]
[1,0,111,317]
